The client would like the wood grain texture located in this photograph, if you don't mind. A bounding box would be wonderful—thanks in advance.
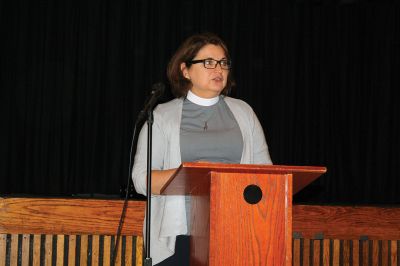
[1,217,399,266]
[293,205,400,239]
[343,240,351,266]
[322,239,330,266]
[293,239,301,266]
[22,234,30,266]
[313,240,321,266]
[189,173,211,266]
[291,238,400,266]
[332,239,340,266]
[104,236,111,266]
[135,237,143,266]
[162,162,325,195]
[209,172,292,266]
[0,234,5,266]
[80,235,88,266]
[372,240,379,266]
[32,235,41,266]
[0,198,145,235]
[303,238,310,266]
[68,235,76,266]
[382,240,389,266]
[1,233,145,266]
[45,234,52,266]
[391,241,397,266]
[92,235,100,266]
[114,235,122,266]
[125,236,133,266]
[56,235,64,266]
[2,195,400,266]
[10,234,18,266]
[352,240,359,266]
[172,165,301,265]
[362,240,369,266]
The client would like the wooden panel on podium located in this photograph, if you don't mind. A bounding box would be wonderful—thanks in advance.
[161,162,326,266]
[209,172,292,265]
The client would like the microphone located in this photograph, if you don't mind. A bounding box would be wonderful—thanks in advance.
[138,82,165,120]
[113,82,164,266]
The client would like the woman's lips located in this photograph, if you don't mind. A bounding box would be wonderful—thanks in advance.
[212,76,223,82]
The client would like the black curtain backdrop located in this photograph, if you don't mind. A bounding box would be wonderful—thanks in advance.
[0,0,399,204]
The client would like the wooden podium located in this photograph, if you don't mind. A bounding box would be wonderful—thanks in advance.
[160,162,326,266]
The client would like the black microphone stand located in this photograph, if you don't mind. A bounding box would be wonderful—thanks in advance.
[144,109,153,266]
[136,82,164,266]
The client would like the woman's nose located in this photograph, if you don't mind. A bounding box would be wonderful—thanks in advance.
[214,63,223,72]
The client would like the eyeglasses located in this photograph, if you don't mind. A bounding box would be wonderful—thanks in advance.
[187,58,232,70]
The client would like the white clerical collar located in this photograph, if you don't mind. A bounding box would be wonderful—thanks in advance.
[186,90,219,106]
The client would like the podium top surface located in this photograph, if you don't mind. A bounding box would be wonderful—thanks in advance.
[160,162,326,195]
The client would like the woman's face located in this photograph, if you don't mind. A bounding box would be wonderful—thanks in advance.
[181,44,229,98]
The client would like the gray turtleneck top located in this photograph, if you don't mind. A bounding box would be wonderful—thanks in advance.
[180,96,243,163]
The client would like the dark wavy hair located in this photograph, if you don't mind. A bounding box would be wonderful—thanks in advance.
[167,32,235,98]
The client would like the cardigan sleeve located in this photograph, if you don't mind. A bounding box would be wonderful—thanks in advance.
[251,108,273,165]
[132,112,166,196]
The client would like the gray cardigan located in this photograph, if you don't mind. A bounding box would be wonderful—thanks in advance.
[132,96,272,264]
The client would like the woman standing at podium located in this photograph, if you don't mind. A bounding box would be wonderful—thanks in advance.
[132,32,272,265]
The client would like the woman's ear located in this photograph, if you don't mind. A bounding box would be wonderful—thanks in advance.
[180,62,190,79]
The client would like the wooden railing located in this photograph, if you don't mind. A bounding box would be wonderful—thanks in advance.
[1,198,400,265]
[292,205,400,265]
[0,198,145,266]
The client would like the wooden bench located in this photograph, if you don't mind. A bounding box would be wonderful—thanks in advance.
[1,198,400,265]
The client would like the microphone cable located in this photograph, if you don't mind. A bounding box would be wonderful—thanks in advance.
[111,118,140,265]
[111,82,165,265]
